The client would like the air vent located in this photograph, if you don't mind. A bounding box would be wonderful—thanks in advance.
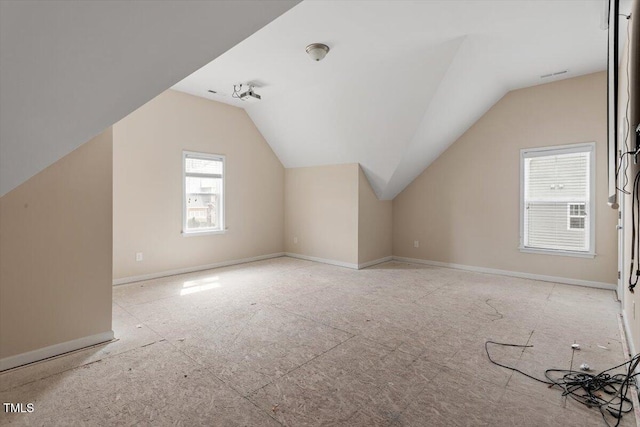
[541,70,568,79]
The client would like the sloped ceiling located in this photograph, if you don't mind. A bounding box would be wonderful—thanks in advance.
[0,0,299,197]
[174,0,620,200]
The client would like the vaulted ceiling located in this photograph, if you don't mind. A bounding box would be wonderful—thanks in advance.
[174,0,620,200]
[2,1,629,199]
[0,0,299,197]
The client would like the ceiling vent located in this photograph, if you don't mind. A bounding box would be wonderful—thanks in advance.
[540,70,568,79]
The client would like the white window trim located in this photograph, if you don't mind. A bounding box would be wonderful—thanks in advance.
[182,150,226,236]
[519,142,596,258]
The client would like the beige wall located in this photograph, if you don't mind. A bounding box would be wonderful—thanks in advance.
[284,164,359,266]
[358,167,392,264]
[622,1,640,351]
[0,129,113,361]
[113,90,284,280]
[393,72,617,285]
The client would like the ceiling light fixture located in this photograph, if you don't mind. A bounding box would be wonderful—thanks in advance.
[232,83,261,101]
[305,43,330,62]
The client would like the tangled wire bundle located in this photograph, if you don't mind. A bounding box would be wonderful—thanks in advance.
[485,341,640,427]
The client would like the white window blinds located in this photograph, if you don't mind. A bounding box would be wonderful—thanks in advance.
[521,144,594,255]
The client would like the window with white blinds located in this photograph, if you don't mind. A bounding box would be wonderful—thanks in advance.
[520,143,595,257]
[183,151,225,235]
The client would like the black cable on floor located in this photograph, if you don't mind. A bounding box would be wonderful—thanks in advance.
[486,341,640,427]
[629,170,640,292]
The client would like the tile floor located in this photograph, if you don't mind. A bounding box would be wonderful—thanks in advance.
[0,257,635,426]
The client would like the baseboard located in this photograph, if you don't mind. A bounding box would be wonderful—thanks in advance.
[284,252,359,269]
[358,256,393,269]
[392,256,616,290]
[618,312,640,425]
[113,252,285,285]
[621,310,638,357]
[114,251,614,289]
[284,253,392,270]
[0,330,114,372]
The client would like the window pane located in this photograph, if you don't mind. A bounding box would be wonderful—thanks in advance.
[523,147,591,253]
[525,152,588,201]
[568,203,586,217]
[569,217,585,229]
[185,176,221,194]
[183,152,225,234]
[526,202,587,251]
[185,157,222,175]
[185,193,220,230]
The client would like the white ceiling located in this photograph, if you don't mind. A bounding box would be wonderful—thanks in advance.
[0,0,299,197]
[174,0,626,200]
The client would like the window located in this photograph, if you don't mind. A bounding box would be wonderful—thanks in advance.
[183,151,225,235]
[520,143,595,257]
[567,203,586,230]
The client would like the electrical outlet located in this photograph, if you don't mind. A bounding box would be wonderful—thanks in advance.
[414,240,419,248]
[136,252,143,262]
[293,236,298,244]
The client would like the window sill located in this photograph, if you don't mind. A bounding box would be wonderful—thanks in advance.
[182,229,227,237]
[519,247,595,259]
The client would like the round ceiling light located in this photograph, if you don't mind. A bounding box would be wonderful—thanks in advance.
[305,43,330,62]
